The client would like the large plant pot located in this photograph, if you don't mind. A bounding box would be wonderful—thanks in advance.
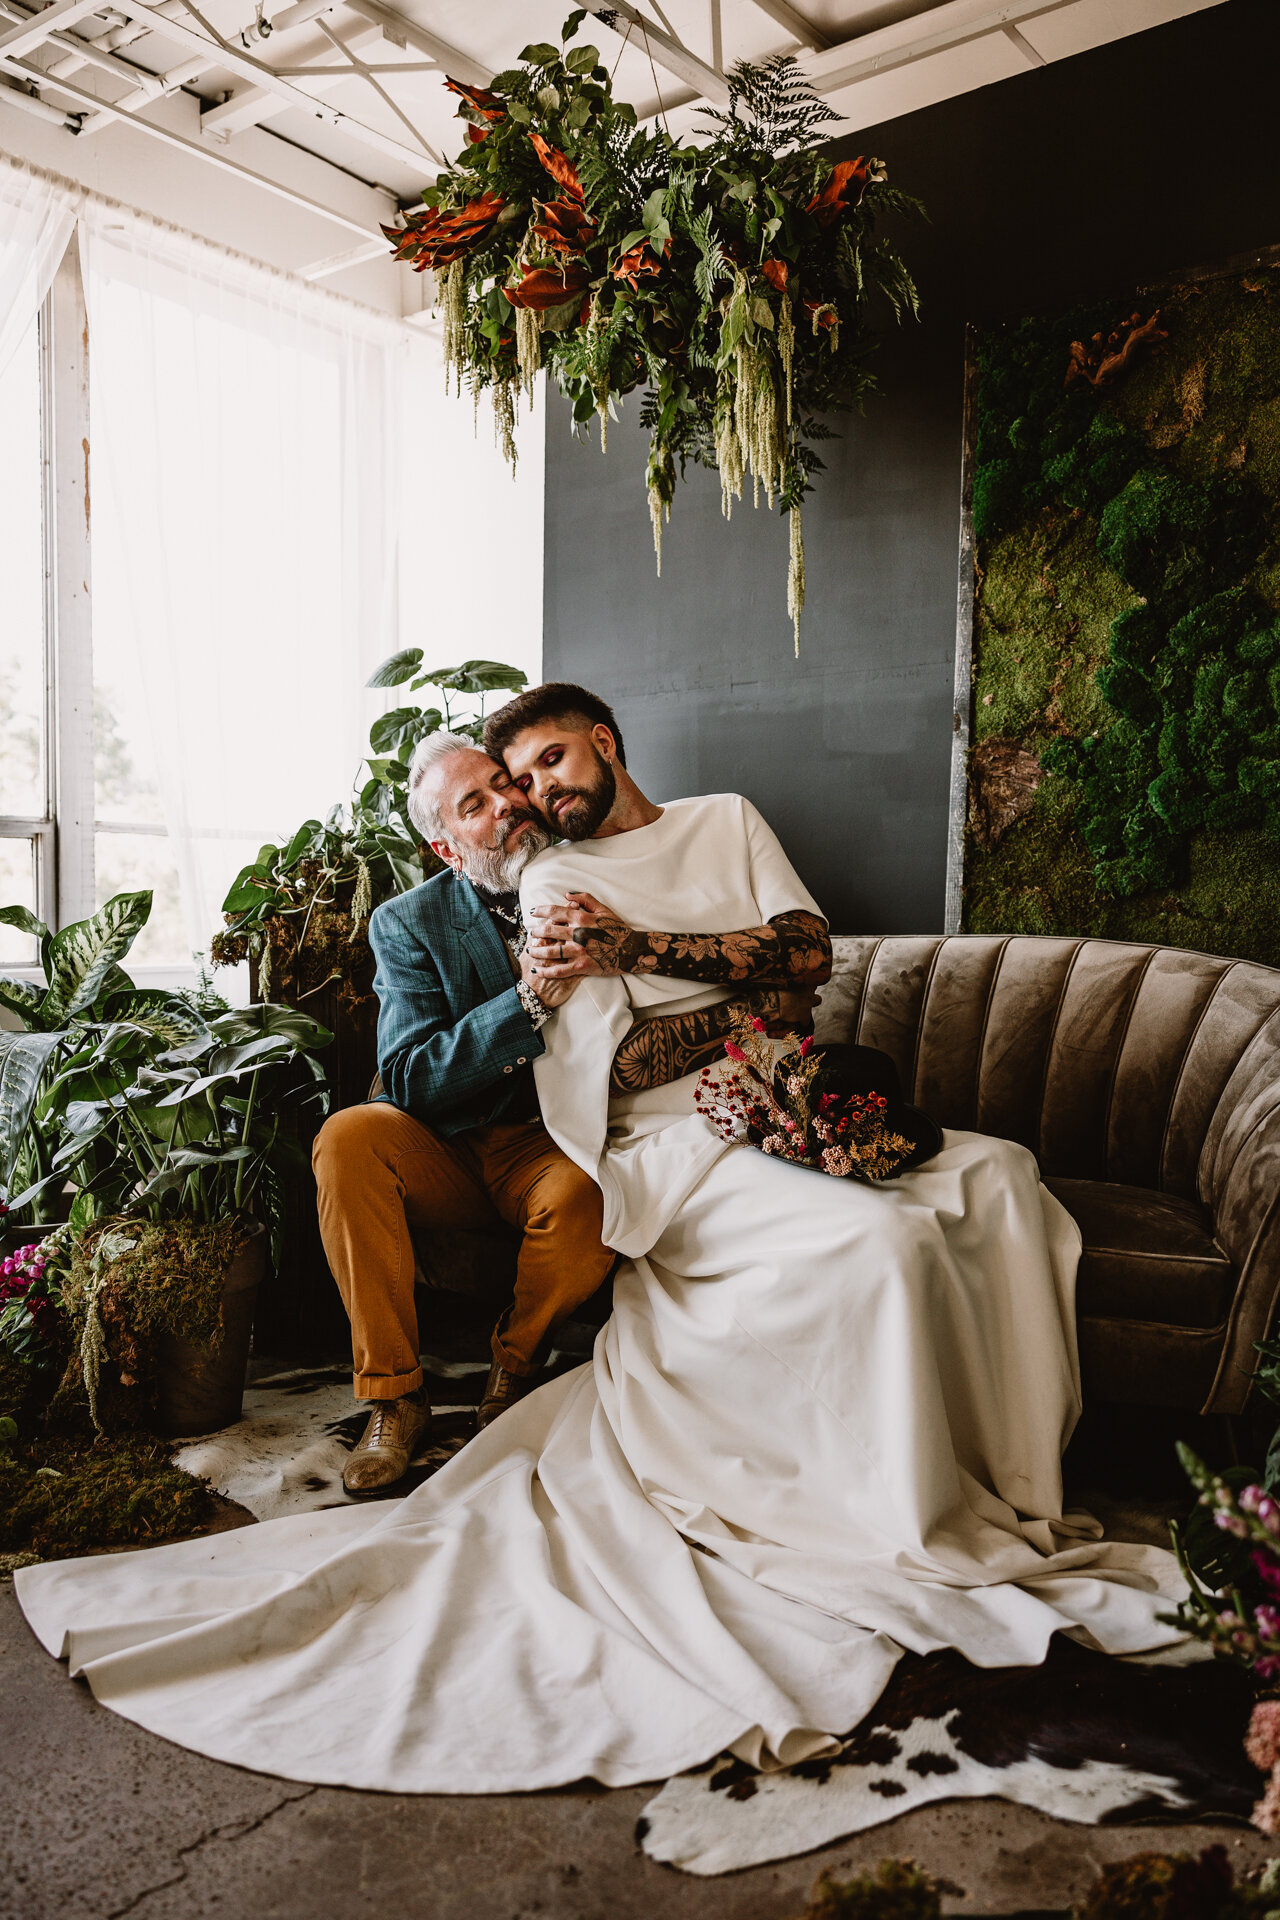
[157,1226,266,1438]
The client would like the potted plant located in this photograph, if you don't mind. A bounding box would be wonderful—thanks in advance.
[6,1002,333,1436]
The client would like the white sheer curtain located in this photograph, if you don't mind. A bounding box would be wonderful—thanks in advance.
[0,158,77,378]
[78,203,406,960]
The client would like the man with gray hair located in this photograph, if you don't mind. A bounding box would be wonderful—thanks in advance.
[312,730,615,1496]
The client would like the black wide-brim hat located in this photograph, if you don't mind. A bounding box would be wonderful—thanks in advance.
[776,1040,944,1177]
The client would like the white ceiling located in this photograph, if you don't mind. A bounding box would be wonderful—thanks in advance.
[0,0,1227,298]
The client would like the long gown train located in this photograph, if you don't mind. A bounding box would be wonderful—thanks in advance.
[16,1125,1183,1793]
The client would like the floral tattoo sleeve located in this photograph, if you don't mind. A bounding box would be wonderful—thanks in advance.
[585,909,831,987]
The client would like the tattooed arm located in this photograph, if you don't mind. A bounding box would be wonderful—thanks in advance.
[609,987,819,1095]
[529,895,832,991]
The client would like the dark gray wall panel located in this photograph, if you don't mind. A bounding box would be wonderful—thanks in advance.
[542,0,1280,933]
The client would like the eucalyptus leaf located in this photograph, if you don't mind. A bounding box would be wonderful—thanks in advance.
[565,44,598,73]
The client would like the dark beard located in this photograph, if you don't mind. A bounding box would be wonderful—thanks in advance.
[544,753,617,842]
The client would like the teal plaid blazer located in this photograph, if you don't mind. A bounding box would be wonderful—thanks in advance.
[368,869,545,1138]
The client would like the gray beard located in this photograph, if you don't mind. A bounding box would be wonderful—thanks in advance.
[459,819,551,893]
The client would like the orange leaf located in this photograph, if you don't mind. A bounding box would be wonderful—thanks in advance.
[505,262,590,310]
[533,195,597,255]
[805,158,869,228]
[761,258,788,292]
[611,235,670,291]
[529,131,585,204]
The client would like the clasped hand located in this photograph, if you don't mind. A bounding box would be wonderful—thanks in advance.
[526,892,641,979]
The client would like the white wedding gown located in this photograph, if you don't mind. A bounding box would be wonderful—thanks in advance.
[16,796,1184,1792]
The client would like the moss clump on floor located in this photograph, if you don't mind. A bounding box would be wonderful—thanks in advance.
[0,1428,213,1562]
[792,1860,961,1919]
[966,270,1280,959]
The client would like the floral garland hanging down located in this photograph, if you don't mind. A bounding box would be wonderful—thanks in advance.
[385,13,921,651]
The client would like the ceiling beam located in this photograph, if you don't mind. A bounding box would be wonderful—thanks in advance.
[200,18,382,136]
[745,0,830,52]
[342,0,489,88]
[590,0,730,104]
[86,0,432,172]
[0,0,105,58]
[0,46,392,238]
[801,0,1086,94]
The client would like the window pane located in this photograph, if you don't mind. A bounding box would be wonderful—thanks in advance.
[94,831,264,970]
[0,318,45,819]
[0,839,38,967]
[95,833,188,967]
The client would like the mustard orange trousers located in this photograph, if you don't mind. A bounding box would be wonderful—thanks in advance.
[312,1101,614,1400]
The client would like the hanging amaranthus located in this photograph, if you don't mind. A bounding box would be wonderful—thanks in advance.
[787,504,805,658]
[384,43,920,652]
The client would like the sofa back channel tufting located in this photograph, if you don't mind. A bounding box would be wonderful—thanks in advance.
[816,935,1280,1414]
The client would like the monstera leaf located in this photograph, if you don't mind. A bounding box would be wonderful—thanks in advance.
[39,891,153,1025]
[0,1029,65,1191]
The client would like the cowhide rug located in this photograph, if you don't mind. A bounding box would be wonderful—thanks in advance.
[637,1637,1258,1876]
[172,1359,489,1521]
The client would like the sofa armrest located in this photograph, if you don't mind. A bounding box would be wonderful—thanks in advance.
[1201,1015,1280,1411]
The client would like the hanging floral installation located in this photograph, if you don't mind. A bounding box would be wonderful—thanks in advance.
[384,13,920,651]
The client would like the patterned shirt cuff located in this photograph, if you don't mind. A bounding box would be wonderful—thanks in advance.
[516,980,551,1031]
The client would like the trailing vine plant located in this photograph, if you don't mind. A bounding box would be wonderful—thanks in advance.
[384,16,921,651]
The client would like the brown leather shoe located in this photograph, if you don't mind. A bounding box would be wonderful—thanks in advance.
[342,1389,431,1496]
[477,1363,542,1432]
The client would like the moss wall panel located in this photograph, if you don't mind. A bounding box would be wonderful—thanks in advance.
[963,269,1280,966]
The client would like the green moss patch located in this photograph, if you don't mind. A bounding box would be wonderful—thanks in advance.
[965,270,1280,962]
[0,1429,213,1562]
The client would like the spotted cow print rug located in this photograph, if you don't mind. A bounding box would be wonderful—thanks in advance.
[637,1636,1258,1875]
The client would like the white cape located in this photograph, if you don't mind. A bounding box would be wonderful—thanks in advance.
[16,793,1185,1793]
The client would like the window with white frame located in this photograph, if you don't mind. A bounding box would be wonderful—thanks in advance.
[0,178,543,995]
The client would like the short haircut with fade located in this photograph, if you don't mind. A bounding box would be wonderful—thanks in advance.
[483,682,627,768]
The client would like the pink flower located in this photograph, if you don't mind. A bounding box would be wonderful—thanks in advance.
[1254,1766,1280,1837]
[724,1042,747,1062]
[799,1035,813,1057]
[1256,1605,1280,1641]
[751,1017,766,1033]
[1246,1700,1280,1773]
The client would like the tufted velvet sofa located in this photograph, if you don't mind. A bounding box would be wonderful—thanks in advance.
[414,933,1280,1417]
[814,935,1280,1415]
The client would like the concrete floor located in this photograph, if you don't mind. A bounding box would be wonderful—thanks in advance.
[6,1569,1277,1920]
